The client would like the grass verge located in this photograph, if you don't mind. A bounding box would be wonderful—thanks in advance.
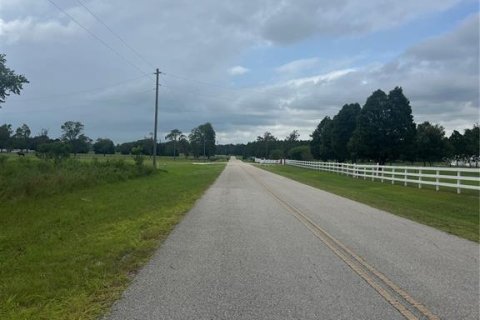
[0,157,154,201]
[0,162,225,319]
[259,165,479,242]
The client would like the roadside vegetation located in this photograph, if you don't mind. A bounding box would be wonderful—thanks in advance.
[260,165,479,242]
[0,156,154,201]
[0,158,225,319]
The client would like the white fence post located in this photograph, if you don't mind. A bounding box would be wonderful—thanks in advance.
[404,169,407,186]
[436,170,439,191]
[457,171,461,194]
[391,168,395,185]
[418,169,422,189]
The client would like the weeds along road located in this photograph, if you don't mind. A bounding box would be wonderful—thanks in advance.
[108,158,479,320]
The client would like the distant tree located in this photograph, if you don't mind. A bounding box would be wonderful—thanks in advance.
[0,53,29,107]
[93,138,115,156]
[189,127,202,158]
[310,117,334,161]
[284,130,300,157]
[13,123,31,151]
[270,149,284,160]
[189,123,216,159]
[463,125,480,157]
[30,129,50,151]
[449,130,466,157]
[349,87,415,164]
[178,135,190,158]
[61,121,84,142]
[37,142,71,163]
[330,103,361,162]
[0,124,13,152]
[256,131,276,158]
[165,129,184,160]
[415,122,448,166]
[288,145,313,161]
[387,87,416,160]
[285,130,299,142]
[117,142,135,155]
[61,121,91,155]
[72,134,92,154]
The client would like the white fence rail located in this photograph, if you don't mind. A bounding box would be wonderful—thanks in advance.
[254,158,282,165]
[259,159,479,193]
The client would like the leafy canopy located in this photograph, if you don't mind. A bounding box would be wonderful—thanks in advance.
[0,54,29,106]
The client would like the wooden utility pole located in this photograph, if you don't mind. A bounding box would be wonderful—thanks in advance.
[153,68,160,168]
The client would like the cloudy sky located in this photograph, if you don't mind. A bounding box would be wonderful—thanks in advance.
[1,0,478,143]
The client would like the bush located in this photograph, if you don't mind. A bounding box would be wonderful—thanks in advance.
[288,145,313,161]
[0,158,155,201]
[37,142,71,163]
[131,146,145,167]
[270,149,284,160]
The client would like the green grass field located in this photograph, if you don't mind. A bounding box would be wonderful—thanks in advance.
[0,159,225,319]
[258,165,479,242]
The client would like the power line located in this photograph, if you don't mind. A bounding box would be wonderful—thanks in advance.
[74,0,154,69]
[52,0,260,96]
[46,0,150,76]
[13,75,150,102]
[163,73,237,92]
[5,88,155,114]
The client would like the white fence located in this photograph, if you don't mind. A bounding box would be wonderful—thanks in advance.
[254,158,282,165]
[263,159,479,193]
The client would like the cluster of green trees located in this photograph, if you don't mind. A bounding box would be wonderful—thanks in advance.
[1,54,477,165]
[117,122,216,159]
[216,87,478,165]
[216,130,312,160]
[310,87,479,165]
[0,120,217,159]
[0,121,106,156]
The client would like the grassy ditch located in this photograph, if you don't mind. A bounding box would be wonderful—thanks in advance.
[259,165,479,242]
[0,161,225,319]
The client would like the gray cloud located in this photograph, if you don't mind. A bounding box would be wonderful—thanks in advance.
[0,1,477,143]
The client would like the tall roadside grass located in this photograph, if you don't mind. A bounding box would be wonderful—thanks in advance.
[0,156,154,201]
[0,161,225,319]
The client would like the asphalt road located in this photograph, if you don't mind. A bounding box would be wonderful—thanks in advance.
[108,158,479,320]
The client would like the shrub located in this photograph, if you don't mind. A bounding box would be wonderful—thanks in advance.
[270,149,284,160]
[0,158,155,201]
[37,142,71,163]
[288,145,313,161]
[131,146,145,167]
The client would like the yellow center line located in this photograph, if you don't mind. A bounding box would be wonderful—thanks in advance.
[243,164,440,320]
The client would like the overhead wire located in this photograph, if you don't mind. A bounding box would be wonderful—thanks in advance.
[5,88,155,114]
[40,0,271,111]
[69,1,264,96]
[13,74,150,102]
[50,0,267,97]
[74,0,155,69]
[46,0,151,77]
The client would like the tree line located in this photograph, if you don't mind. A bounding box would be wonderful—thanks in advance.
[1,53,478,166]
[218,87,479,166]
[0,121,217,159]
[310,87,479,165]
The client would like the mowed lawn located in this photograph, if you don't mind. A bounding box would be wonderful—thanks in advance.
[259,164,479,242]
[0,160,225,319]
